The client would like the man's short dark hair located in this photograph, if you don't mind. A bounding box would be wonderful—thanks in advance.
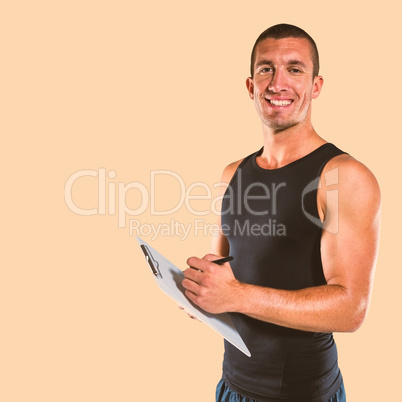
[250,23,320,78]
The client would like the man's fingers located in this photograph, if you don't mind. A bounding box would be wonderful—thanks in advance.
[177,305,200,321]
[186,255,222,272]
[203,253,221,261]
[183,267,201,283]
[182,276,199,294]
[186,256,202,268]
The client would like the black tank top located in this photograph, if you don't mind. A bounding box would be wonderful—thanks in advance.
[221,143,346,401]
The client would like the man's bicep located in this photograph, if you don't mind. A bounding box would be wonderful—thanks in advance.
[320,159,381,308]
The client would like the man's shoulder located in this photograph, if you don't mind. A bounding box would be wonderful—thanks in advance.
[320,152,381,208]
[221,158,244,184]
[323,153,378,186]
[221,148,262,183]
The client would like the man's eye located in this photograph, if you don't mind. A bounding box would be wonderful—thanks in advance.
[289,68,302,73]
[259,67,273,74]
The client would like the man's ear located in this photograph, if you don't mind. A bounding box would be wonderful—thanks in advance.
[246,77,254,99]
[311,75,324,99]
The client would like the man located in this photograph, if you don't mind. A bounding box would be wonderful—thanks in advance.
[182,24,380,401]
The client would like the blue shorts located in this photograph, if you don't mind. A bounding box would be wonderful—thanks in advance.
[215,378,346,402]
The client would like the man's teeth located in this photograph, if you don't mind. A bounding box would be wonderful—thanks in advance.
[269,99,292,106]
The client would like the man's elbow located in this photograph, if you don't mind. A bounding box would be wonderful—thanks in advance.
[343,298,370,332]
[345,312,366,333]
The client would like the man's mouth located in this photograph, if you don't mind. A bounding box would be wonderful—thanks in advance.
[267,99,293,106]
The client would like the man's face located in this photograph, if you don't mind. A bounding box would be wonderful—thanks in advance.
[246,37,323,132]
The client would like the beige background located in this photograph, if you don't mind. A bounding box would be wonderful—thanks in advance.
[1,1,400,401]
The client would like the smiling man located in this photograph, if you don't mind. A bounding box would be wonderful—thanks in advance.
[182,24,380,401]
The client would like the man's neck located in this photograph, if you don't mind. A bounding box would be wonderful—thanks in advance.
[257,123,326,170]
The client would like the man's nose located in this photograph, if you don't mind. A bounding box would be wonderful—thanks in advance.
[268,71,288,93]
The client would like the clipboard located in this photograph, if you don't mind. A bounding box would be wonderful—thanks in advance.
[136,237,251,357]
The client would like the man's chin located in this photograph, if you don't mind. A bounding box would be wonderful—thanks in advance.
[264,119,297,132]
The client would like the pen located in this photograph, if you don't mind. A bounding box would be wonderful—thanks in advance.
[189,256,233,271]
[212,256,233,265]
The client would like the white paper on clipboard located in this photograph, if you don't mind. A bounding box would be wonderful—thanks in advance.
[136,237,250,357]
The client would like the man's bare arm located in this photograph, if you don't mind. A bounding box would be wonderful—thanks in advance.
[210,159,242,257]
[183,156,381,333]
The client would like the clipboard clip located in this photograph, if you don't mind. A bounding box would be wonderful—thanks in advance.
[140,245,163,279]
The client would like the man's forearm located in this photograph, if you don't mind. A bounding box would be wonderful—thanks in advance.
[232,282,368,333]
